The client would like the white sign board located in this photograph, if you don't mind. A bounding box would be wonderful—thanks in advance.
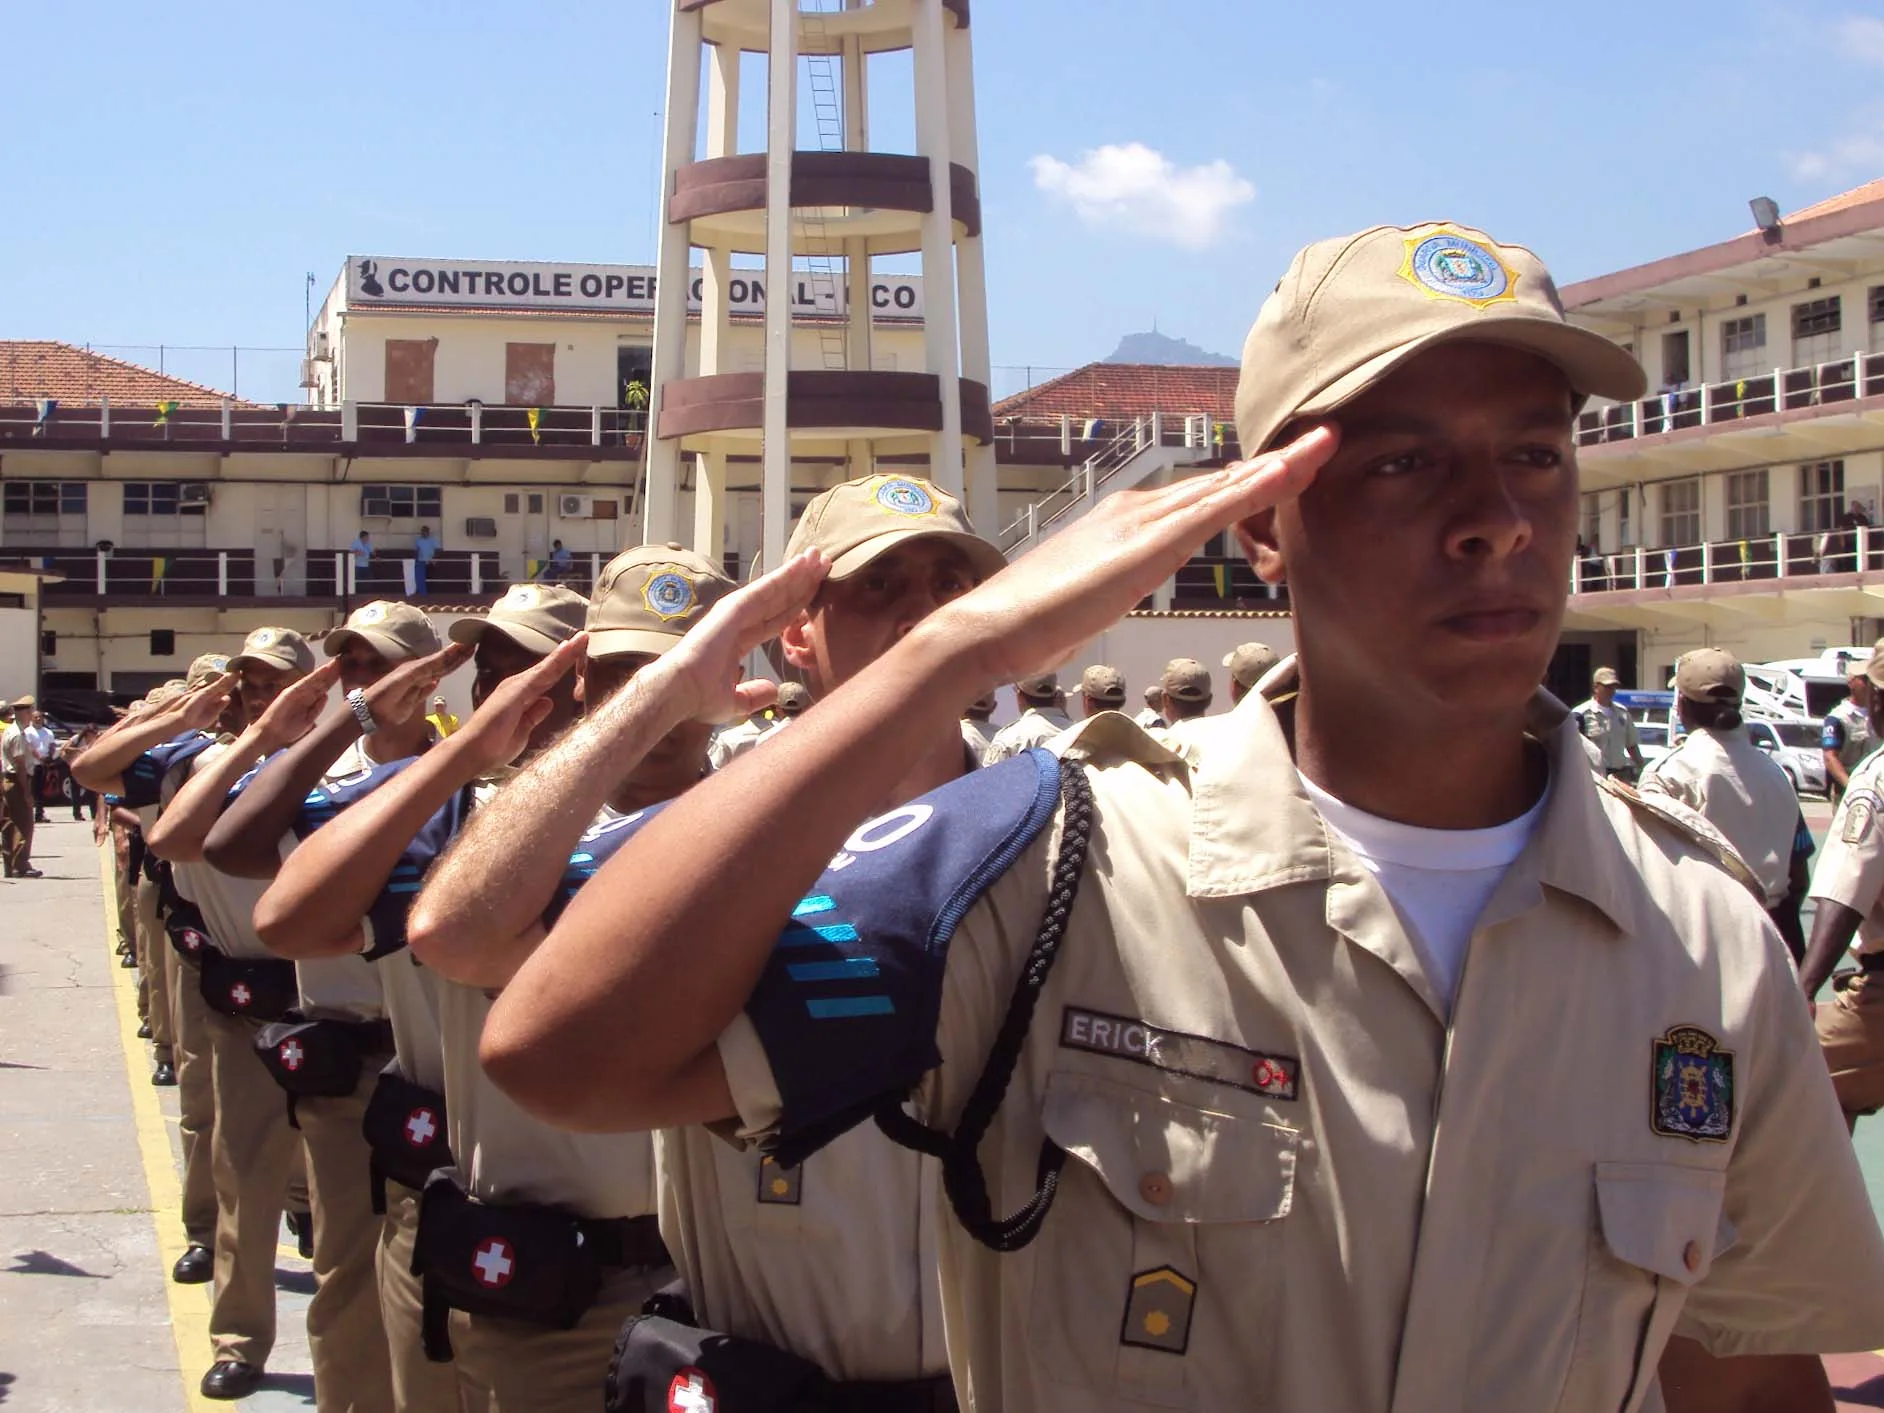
[347,257,922,319]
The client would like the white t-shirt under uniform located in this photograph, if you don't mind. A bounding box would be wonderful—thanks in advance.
[1301,774,1547,1016]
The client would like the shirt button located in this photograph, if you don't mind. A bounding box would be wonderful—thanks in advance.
[1138,1173,1173,1206]
[1682,1240,1702,1273]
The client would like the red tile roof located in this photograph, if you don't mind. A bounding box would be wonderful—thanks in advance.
[0,341,242,407]
[1780,179,1884,225]
[993,363,1239,422]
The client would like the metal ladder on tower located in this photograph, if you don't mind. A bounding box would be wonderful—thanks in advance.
[797,2,850,371]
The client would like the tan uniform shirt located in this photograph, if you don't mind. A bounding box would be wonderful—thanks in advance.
[983,706,1073,764]
[169,741,278,964]
[721,684,1884,1412]
[1810,749,1884,957]
[709,717,782,772]
[960,718,995,768]
[1827,698,1877,780]
[1573,696,1642,773]
[1641,726,1798,906]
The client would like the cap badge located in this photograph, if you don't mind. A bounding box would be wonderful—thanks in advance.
[643,570,698,622]
[874,478,936,517]
[503,585,539,609]
[252,630,275,648]
[1399,231,1518,309]
[357,603,387,625]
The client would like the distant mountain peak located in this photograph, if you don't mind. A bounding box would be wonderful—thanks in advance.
[1103,329,1236,367]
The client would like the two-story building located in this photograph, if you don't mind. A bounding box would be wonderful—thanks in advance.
[1561,179,1884,692]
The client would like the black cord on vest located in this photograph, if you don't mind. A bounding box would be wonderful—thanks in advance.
[874,758,1095,1252]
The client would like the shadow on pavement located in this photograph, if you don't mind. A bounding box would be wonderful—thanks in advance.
[6,1250,105,1278]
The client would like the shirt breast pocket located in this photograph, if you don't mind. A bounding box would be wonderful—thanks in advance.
[1029,1071,1296,1411]
[1556,1161,1732,1413]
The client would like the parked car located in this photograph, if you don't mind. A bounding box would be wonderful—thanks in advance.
[1636,721,1673,771]
[1746,718,1828,796]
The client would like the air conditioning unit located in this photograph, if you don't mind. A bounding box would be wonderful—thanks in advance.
[313,331,332,360]
[178,482,212,507]
[559,494,594,519]
[464,516,498,540]
[298,359,319,388]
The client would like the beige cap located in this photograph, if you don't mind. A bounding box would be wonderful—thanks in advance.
[228,627,316,677]
[1223,642,1281,690]
[10,694,33,710]
[1143,684,1162,708]
[323,601,442,663]
[186,653,230,687]
[1161,658,1213,703]
[1235,223,1647,456]
[1674,648,1743,706]
[587,544,735,660]
[144,683,184,709]
[1079,664,1127,706]
[786,474,1007,583]
[1015,672,1058,702]
[774,681,813,715]
[966,690,998,716]
[450,583,589,657]
[1592,666,1622,687]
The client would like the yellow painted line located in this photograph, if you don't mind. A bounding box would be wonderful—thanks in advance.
[100,843,217,1413]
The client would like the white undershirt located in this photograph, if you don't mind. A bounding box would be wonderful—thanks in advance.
[1299,773,1549,1015]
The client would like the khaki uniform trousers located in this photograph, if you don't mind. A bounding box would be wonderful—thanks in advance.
[206,1006,393,1409]
[1819,970,1884,1117]
[172,952,220,1248]
[135,874,174,1065]
[1,772,32,874]
[454,1262,671,1413]
[379,1179,480,1413]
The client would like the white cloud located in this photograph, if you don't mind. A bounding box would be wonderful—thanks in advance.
[1028,142,1254,250]
[1838,13,1884,65]
[1787,106,1884,181]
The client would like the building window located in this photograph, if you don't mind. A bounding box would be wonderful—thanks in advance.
[1581,491,1604,550]
[1721,314,1767,381]
[1659,479,1701,547]
[1869,286,1884,353]
[1618,486,1632,547]
[359,485,444,520]
[1799,460,1846,534]
[1792,296,1843,367]
[123,482,206,517]
[1,480,87,544]
[1724,469,1769,540]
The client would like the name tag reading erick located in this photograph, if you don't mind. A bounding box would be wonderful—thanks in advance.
[1059,1006,1300,1101]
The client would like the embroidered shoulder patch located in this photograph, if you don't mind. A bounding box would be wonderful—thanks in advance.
[1843,793,1878,845]
[1651,1025,1734,1143]
[1060,1006,1299,1101]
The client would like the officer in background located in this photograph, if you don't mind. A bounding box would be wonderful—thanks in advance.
[1076,664,1127,719]
[1641,648,1809,951]
[1572,666,1643,781]
[1153,657,1213,749]
[1223,641,1281,705]
[1134,682,1166,731]
[960,690,998,766]
[492,221,1884,1411]
[983,672,1072,762]
[708,679,813,770]
[1801,642,1884,1132]
[2,695,41,877]
[1824,665,1878,803]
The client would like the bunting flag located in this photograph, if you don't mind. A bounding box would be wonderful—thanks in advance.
[1212,564,1230,598]
[403,406,423,443]
[525,558,543,580]
[1737,540,1750,568]
[1081,418,1100,442]
[39,555,55,572]
[150,556,170,591]
[153,400,179,427]
[527,407,543,445]
[1212,421,1228,451]
[1663,547,1677,588]
[34,398,56,434]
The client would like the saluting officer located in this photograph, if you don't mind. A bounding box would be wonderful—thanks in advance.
[1573,665,1645,781]
[1150,657,1213,751]
[1076,664,1127,719]
[488,223,1884,1412]
[1823,664,1879,803]
[1222,641,1280,706]
[983,672,1072,762]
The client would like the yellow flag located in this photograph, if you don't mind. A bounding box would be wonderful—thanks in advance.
[525,558,542,580]
[150,556,169,590]
[526,407,542,445]
[1212,564,1229,598]
[1738,540,1749,567]
[154,400,179,426]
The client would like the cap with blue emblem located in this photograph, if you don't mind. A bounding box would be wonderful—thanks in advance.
[586,543,735,660]
[785,474,1007,583]
[449,583,590,658]
[1234,222,1647,457]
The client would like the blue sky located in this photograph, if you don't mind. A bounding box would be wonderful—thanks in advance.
[4,0,1881,402]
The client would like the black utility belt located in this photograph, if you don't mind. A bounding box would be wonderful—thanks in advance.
[197,945,298,1020]
[253,1014,392,1107]
[413,1168,668,1362]
[362,1067,453,1215]
[608,1288,957,1413]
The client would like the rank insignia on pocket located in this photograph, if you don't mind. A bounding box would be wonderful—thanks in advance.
[756,1155,802,1206]
[1119,1266,1195,1354]
[1651,1025,1734,1143]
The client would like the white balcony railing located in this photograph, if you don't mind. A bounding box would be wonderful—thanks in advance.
[1577,351,1884,447]
[1573,522,1884,594]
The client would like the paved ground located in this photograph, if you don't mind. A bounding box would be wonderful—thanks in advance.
[4,809,1884,1408]
[0,818,312,1412]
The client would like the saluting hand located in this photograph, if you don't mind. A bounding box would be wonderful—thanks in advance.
[254,660,342,751]
[362,642,474,729]
[175,673,238,733]
[638,550,830,726]
[932,426,1338,687]
[453,635,587,776]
